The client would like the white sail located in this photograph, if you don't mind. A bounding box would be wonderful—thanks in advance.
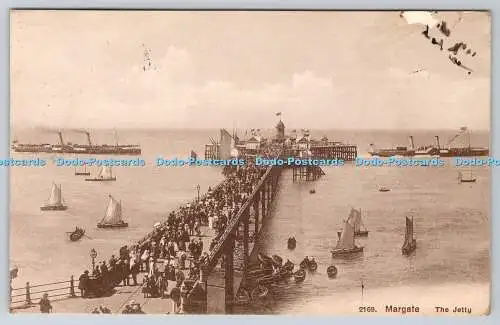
[98,166,113,179]
[48,183,62,206]
[101,195,123,224]
[335,220,355,250]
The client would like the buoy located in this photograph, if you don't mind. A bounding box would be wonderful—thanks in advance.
[327,265,338,278]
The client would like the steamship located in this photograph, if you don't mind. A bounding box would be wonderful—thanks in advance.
[369,128,488,157]
[12,131,141,155]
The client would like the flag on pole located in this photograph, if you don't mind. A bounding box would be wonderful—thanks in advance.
[276,112,282,116]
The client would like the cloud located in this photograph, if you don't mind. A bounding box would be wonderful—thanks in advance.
[69,46,344,129]
[11,10,490,132]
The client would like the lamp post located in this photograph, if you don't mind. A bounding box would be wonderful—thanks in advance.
[196,184,200,202]
[90,248,97,272]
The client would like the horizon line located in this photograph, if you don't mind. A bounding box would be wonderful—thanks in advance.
[10,125,491,132]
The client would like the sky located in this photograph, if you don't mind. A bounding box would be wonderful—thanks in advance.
[10,10,491,130]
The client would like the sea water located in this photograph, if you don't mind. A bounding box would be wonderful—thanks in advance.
[9,128,490,314]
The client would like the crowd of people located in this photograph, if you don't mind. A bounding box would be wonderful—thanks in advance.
[75,145,283,314]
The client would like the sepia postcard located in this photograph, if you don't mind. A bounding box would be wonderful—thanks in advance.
[9,10,491,315]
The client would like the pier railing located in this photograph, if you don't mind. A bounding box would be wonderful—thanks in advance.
[10,276,78,310]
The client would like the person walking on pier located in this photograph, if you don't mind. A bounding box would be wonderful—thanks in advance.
[141,249,150,272]
[39,293,52,313]
[92,265,100,277]
[170,286,181,314]
[78,270,89,298]
[108,255,117,269]
[157,272,168,299]
[175,267,185,287]
[100,261,108,275]
[130,258,139,286]
[194,220,201,236]
[118,260,129,286]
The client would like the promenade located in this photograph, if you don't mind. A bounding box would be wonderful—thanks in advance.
[12,226,218,314]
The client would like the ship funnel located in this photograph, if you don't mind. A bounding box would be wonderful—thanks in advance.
[85,131,92,146]
[434,136,440,149]
[58,131,65,146]
[368,143,376,153]
[408,136,415,150]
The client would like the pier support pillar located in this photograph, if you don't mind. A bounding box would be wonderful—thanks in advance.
[261,188,266,218]
[253,195,260,235]
[70,275,76,297]
[25,282,31,305]
[243,209,250,277]
[199,267,208,314]
[267,180,271,203]
[224,239,235,314]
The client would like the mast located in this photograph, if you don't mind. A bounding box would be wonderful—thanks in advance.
[467,130,473,177]
[434,136,441,149]
[85,131,92,146]
[119,200,123,222]
[408,136,415,150]
[359,208,366,231]
[403,217,410,246]
[411,217,414,241]
[57,131,65,146]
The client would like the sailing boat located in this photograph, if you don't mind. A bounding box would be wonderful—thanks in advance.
[401,216,417,255]
[74,163,90,176]
[331,219,364,257]
[40,183,67,211]
[190,150,198,160]
[97,195,128,228]
[85,166,116,181]
[337,208,368,237]
[458,171,476,183]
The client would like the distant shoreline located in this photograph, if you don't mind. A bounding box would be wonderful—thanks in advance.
[9,126,492,133]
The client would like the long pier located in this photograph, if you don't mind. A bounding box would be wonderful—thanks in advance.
[201,163,282,313]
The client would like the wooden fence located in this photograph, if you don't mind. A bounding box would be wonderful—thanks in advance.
[10,276,79,310]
